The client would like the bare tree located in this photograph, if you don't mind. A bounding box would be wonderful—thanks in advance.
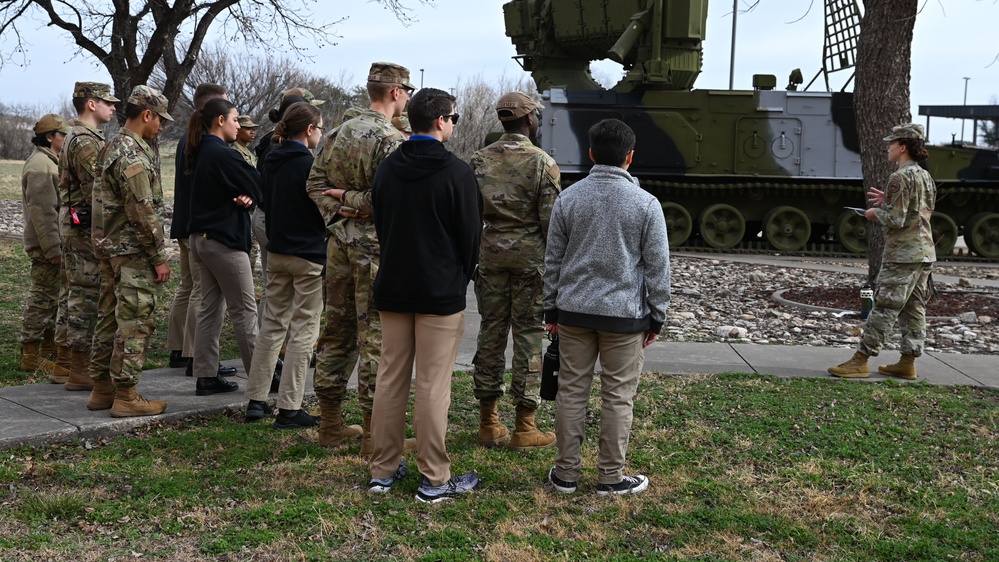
[0,101,65,159]
[448,72,536,162]
[854,0,917,284]
[0,0,431,115]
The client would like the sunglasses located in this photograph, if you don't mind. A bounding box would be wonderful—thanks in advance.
[441,113,460,124]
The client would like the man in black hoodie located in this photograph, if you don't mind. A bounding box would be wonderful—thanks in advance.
[368,88,482,503]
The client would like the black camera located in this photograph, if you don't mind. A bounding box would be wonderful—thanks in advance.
[71,206,92,229]
[540,334,559,401]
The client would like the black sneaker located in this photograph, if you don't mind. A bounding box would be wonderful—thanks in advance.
[195,375,239,396]
[415,472,480,503]
[547,466,577,494]
[595,475,649,496]
[245,400,272,422]
[169,350,191,368]
[272,409,321,430]
[368,461,409,493]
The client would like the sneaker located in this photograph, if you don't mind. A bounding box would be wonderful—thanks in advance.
[272,409,321,430]
[245,400,272,422]
[547,466,577,494]
[415,472,480,503]
[596,475,649,496]
[368,460,409,493]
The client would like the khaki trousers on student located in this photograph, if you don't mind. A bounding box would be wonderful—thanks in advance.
[245,253,323,410]
[190,235,258,377]
[166,238,200,357]
[370,311,464,486]
[553,325,644,486]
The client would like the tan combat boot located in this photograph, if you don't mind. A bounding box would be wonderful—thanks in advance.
[87,378,115,411]
[109,386,167,418]
[360,412,417,457]
[64,348,95,391]
[508,404,556,452]
[318,398,362,447]
[39,335,57,362]
[828,351,870,378]
[45,345,73,384]
[879,354,917,380]
[477,399,510,448]
[19,342,43,372]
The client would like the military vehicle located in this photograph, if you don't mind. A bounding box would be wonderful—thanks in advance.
[502,0,999,259]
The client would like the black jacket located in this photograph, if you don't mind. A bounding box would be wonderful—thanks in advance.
[169,135,191,240]
[372,138,481,315]
[261,141,326,265]
[188,134,262,252]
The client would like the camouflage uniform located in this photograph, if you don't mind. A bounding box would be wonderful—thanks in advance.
[307,107,404,414]
[91,89,172,388]
[859,156,936,357]
[232,136,261,275]
[470,133,561,408]
[58,118,106,352]
[233,141,257,168]
[20,142,64,345]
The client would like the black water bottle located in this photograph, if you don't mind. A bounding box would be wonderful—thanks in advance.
[540,334,560,401]
[860,283,874,319]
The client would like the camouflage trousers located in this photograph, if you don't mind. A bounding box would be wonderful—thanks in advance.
[107,255,163,387]
[90,258,116,382]
[859,262,932,357]
[314,234,380,414]
[60,233,101,351]
[20,255,61,344]
[472,266,544,409]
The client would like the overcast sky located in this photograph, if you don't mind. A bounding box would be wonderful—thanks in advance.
[1,0,996,144]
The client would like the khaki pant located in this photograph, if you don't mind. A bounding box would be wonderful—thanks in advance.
[370,311,464,486]
[553,325,644,485]
[190,235,257,377]
[245,253,323,410]
[166,237,201,357]
[251,208,268,328]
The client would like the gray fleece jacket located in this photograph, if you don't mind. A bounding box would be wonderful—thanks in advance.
[543,164,671,334]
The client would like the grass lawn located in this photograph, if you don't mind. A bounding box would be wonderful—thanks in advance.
[0,159,23,201]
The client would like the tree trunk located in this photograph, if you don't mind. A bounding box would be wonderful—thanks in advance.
[854,0,917,285]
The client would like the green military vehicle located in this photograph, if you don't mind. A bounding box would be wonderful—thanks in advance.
[503,0,999,259]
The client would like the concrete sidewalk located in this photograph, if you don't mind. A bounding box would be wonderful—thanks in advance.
[3,337,995,450]
[3,251,996,450]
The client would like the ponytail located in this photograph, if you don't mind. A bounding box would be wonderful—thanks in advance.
[184,98,237,174]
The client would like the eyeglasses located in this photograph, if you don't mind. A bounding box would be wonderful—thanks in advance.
[315,124,325,131]
[441,114,460,125]
[396,85,415,95]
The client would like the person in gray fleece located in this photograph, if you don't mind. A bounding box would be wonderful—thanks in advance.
[542,118,671,496]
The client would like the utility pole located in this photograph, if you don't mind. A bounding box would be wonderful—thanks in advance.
[729,0,738,89]
[961,76,970,143]
[420,69,425,89]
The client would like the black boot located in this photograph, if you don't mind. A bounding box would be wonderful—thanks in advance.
[196,375,239,396]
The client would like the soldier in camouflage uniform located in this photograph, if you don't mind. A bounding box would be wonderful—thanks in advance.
[233,115,261,279]
[306,62,412,453]
[19,115,70,373]
[58,82,119,390]
[87,85,173,417]
[830,123,936,381]
[469,92,561,451]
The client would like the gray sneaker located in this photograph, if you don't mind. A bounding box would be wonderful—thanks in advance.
[368,460,409,493]
[596,475,649,496]
[415,472,480,503]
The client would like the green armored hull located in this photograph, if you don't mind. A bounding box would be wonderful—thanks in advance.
[504,0,999,259]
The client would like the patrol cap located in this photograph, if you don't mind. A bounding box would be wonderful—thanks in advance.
[73,81,120,102]
[237,115,259,128]
[33,114,71,135]
[391,113,412,134]
[883,123,925,142]
[367,62,415,91]
[283,87,325,106]
[495,91,543,122]
[126,85,174,121]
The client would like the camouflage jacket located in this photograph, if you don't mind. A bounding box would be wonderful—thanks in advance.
[58,119,105,235]
[874,160,936,264]
[470,133,561,268]
[232,142,257,168]
[92,127,167,265]
[21,147,62,260]
[306,108,404,245]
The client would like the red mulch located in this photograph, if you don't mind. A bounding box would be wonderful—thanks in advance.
[780,286,999,318]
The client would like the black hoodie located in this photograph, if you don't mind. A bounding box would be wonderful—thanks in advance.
[372,138,481,315]
[261,140,326,265]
